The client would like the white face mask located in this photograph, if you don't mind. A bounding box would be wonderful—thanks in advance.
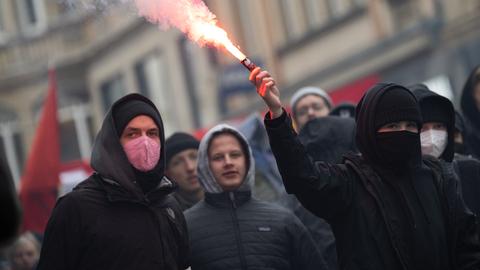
[420,129,448,158]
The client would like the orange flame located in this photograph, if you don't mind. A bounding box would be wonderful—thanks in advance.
[134,0,246,61]
[191,21,246,60]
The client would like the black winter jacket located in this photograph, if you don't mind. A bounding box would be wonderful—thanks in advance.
[37,94,189,270]
[185,191,327,270]
[265,110,480,270]
[185,124,327,270]
[461,66,480,158]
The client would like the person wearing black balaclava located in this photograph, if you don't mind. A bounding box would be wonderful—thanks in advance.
[37,93,189,270]
[461,65,480,158]
[250,67,480,270]
[412,84,480,226]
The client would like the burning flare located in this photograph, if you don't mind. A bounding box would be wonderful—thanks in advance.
[134,0,245,60]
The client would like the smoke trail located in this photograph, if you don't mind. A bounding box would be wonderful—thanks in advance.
[133,0,220,46]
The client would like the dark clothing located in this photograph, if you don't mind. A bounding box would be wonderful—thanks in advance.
[461,66,480,158]
[264,111,480,269]
[278,194,337,269]
[37,93,189,270]
[174,191,200,211]
[37,175,188,270]
[299,116,357,163]
[412,85,480,232]
[185,191,327,270]
[0,156,21,246]
[283,116,358,269]
[454,154,480,216]
[412,85,455,162]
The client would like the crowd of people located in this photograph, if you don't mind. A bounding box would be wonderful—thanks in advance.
[1,65,480,269]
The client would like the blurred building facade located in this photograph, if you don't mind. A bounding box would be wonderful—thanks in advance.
[0,0,479,185]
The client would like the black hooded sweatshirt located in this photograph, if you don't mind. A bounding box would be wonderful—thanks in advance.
[278,116,357,270]
[264,83,480,270]
[413,85,480,222]
[461,66,480,158]
[37,94,189,270]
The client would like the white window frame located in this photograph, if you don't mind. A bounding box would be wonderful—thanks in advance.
[16,0,47,36]
[0,121,21,187]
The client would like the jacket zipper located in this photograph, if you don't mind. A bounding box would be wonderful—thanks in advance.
[229,192,247,270]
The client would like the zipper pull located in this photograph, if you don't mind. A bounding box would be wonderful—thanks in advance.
[229,192,237,209]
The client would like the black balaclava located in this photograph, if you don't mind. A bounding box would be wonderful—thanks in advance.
[113,95,165,193]
[356,83,422,171]
[411,84,455,162]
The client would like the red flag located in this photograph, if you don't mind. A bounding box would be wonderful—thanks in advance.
[20,69,61,233]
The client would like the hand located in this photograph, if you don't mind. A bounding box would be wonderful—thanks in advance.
[249,67,283,118]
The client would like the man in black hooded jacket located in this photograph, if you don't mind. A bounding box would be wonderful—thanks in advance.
[412,84,480,225]
[461,65,480,158]
[250,67,480,270]
[37,93,189,270]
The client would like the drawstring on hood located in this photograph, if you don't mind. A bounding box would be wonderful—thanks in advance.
[197,124,255,194]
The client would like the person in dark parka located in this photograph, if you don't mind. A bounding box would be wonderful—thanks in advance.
[0,156,21,248]
[185,124,327,270]
[250,67,480,270]
[412,84,480,221]
[37,93,189,270]
[461,65,480,158]
[280,116,357,269]
[454,111,468,156]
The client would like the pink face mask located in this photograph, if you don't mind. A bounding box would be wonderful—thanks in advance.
[123,136,161,172]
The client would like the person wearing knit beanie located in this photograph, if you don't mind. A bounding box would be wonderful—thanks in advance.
[251,64,480,269]
[165,132,203,211]
[290,86,333,130]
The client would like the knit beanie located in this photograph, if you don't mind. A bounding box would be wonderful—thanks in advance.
[374,87,422,130]
[419,98,452,125]
[165,132,200,166]
[113,99,162,136]
[290,87,333,115]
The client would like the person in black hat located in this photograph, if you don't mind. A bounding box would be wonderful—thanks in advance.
[165,132,203,211]
[250,67,480,270]
[412,84,480,228]
[329,102,356,118]
[37,93,189,270]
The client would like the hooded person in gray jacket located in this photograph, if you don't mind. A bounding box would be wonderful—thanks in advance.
[184,124,328,270]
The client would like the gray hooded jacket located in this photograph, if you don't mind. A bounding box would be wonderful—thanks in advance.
[185,124,328,270]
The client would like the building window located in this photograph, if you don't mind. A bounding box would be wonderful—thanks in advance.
[0,122,23,186]
[387,0,420,31]
[134,52,172,124]
[16,0,46,35]
[100,74,126,113]
[302,0,327,29]
[280,0,303,40]
[179,37,201,128]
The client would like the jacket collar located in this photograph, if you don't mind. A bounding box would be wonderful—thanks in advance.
[204,190,251,208]
[94,173,176,204]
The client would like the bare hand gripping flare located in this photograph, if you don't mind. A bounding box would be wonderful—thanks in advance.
[134,0,257,71]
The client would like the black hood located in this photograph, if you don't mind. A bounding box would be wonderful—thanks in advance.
[90,93,166,199]
[355,83,422,166]
[461,65,480,129]
[298,116,357,163]
[410,84,455,162]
